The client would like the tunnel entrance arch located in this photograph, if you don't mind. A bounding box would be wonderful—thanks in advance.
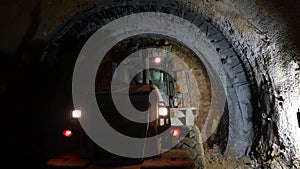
[42,0,253,162]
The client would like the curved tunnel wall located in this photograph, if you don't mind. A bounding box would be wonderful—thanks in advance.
[41,0,253,157]
[182,0,300,162]
[18,0,300,165]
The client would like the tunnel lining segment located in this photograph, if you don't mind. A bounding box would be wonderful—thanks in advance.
[42,0,253,157]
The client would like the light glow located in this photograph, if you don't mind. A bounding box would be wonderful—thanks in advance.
[62,129,73,137]
[170,128,181,137]
[158,107,168,116]
[72,109,81,118]
[154,57,161,63]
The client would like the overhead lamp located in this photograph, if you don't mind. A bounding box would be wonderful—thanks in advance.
[154,57,161,63]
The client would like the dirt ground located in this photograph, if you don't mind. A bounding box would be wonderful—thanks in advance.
[202,145,259,169]
[202,144,300,169]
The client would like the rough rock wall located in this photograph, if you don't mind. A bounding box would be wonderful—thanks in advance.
[33,0,300,164]
[179,0,300,166]
[1,0,300,167]
[172,45,211,131]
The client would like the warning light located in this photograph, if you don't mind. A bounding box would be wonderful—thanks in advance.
[62,129,73,137]
[170,128,181,137]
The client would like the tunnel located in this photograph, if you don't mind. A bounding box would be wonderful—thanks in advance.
[1,0,300,169]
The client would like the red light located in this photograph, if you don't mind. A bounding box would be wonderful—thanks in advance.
[62,129,73,137]
[170,128,181,137]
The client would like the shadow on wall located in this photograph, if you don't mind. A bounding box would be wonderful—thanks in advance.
[1,0,50,168]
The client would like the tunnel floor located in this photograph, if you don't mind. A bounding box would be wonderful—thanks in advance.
[45,147,263,169]
[46,149,194,169]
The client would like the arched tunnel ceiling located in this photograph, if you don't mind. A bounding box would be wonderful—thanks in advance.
[0,0,299,54]
[41,1,253,157]
[1,0,300,168]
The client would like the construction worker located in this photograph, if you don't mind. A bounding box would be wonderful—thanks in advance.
[207,114,220,148]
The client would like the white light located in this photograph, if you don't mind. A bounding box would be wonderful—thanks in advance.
[158,107,168,116]
[159,119,165,126]
[154,57,161,63]
[72,110,81,118]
